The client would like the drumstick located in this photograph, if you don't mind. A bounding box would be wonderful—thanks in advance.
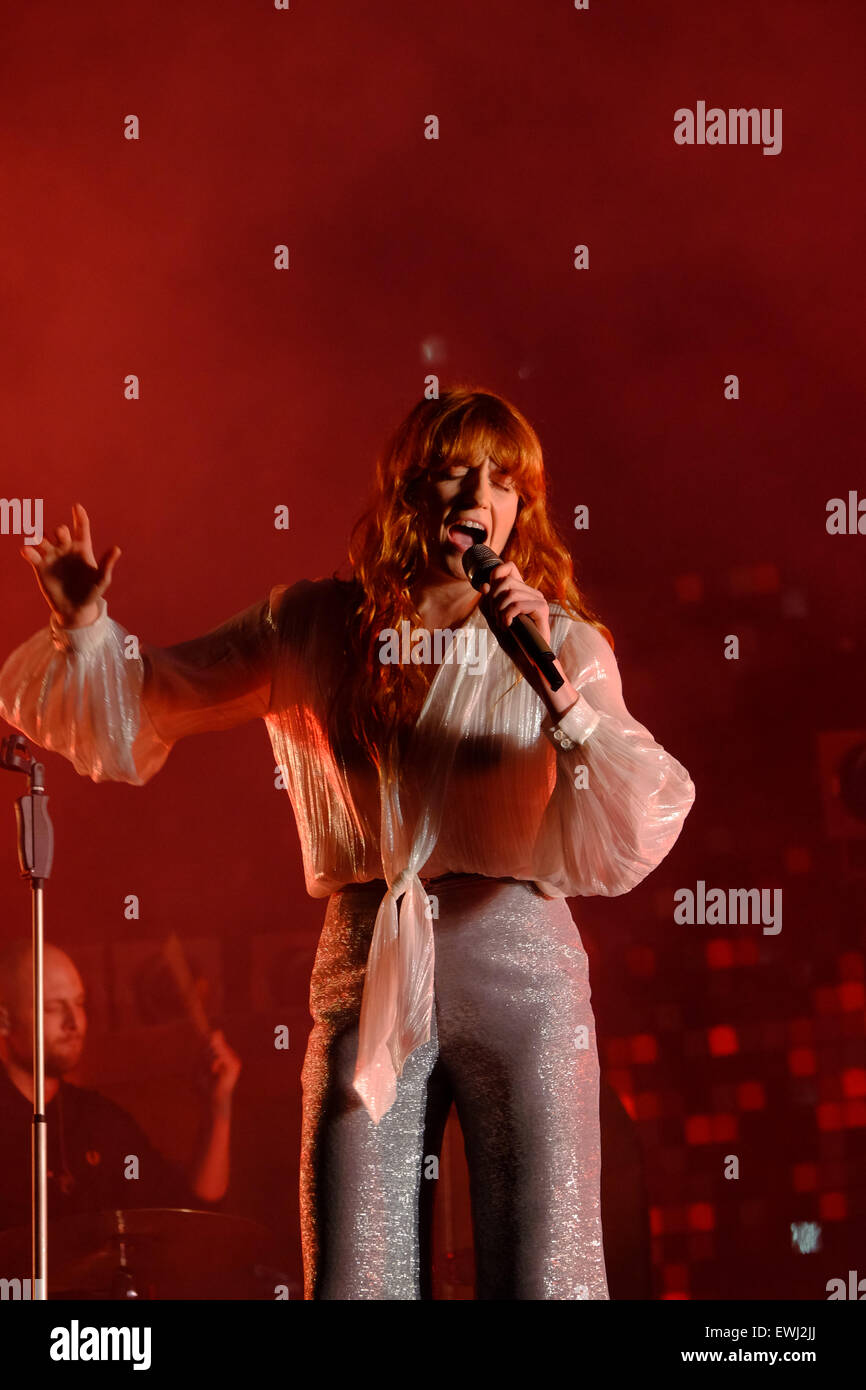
[162,933,212,1040]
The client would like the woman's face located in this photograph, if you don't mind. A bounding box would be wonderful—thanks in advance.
[414,452,520,582]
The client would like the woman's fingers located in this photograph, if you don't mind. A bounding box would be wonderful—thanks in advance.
[96,545,122,586]
[72,503,98,563]
[73,502,90,541]
[486,563,523,595]
[23,536,56,566]
[490,577,534,608]
[483,563,550,630]
[501,598,547,625]
[484,565,550,636]
[55,524,72,549]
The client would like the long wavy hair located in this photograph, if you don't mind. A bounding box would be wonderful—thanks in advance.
[329,386,612,771]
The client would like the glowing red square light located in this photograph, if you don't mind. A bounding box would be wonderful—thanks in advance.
[632,1034,658,1063]
[706,940,734,968]
[685,1116,712,1144]
[788,1047,816,1077]
[708,1025,738,1056]
[737,1082,765,1111]
[819,1192,847,1220]
[839,983,865,1011]
[688,1203,715,1231]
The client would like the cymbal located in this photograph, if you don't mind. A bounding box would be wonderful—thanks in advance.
[0,1208,291,1299]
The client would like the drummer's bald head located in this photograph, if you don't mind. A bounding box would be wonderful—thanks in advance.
[0,940,83,1003]
[0,942,87,1077]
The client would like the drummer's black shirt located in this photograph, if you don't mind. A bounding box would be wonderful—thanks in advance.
[0,1065,194,1231]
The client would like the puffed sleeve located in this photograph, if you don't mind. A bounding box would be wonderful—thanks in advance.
[534,618,695,896]
[0,584,292,786]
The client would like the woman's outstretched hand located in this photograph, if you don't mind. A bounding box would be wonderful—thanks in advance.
[21,503,122,629]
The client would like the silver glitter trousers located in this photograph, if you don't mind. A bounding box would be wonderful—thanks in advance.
[300,874,610,1300]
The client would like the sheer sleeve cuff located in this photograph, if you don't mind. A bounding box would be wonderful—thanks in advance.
[541,693,601,751]
[49,597,110,655]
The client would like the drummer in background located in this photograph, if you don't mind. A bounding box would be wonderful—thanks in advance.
[0,940,241,1232]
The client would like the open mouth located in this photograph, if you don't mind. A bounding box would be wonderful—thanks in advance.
[446,520,488,552]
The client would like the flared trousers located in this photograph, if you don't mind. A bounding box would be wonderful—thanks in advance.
[299,873,610,1300]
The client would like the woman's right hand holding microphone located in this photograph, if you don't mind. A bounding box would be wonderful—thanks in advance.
[21,503,122,629]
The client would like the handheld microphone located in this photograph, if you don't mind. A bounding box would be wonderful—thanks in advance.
[462,542,564,692]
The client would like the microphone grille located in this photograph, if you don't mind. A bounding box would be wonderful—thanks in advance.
[462,542,501,590]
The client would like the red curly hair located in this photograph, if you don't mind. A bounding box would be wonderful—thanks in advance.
[329,386,612,770]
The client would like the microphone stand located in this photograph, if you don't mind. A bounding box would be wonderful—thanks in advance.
[1,732,54,1301]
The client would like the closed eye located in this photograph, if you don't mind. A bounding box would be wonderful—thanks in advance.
[434,462,516,494]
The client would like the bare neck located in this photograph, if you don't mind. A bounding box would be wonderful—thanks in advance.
[413,574,481,630]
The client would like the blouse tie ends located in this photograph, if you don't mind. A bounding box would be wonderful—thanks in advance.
[352,865,434,1125]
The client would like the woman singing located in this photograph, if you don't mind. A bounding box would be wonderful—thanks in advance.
[0,387,695,1300]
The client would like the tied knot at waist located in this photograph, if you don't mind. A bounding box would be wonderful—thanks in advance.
[387,868,416,900]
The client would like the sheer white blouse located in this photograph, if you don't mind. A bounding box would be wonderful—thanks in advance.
[0,577,695,1121]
